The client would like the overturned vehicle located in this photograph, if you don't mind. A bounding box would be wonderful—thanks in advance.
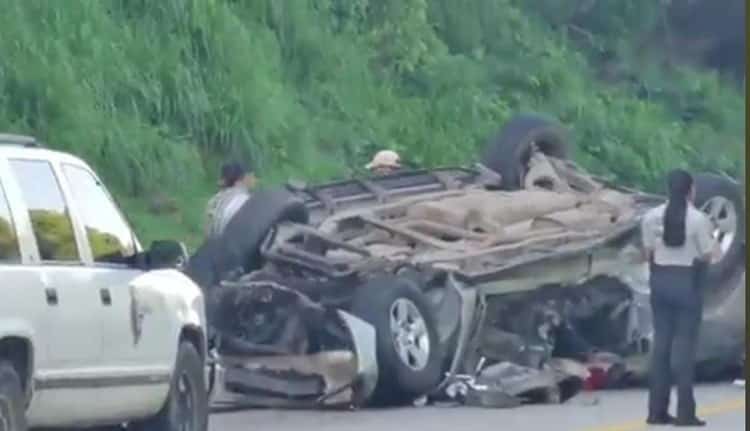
[186,114,746,409]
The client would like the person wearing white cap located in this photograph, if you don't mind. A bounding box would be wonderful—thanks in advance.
[365,150,402,175]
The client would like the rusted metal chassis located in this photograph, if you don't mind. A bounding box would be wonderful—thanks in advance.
[261,217,643,286]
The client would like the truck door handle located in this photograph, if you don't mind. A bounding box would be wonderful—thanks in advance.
[100,288,112,306]
[45,288,58,306]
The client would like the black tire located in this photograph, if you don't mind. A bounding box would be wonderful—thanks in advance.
[350,276,443,406]
[221,188,308,273]
[0,361,26,431]
[184,188,309,290]
[693,173,745,283]
[132,342,208,431]
[481,114,569,190]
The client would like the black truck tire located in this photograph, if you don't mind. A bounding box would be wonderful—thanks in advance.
[693,173,745,283]
[184,188,309,290]
[132,342,208,431]
[220,188,309,273]
[350,276,443,406]
[0,361,26,431]
[481,114,569,190]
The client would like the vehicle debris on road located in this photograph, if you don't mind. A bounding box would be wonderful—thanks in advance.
[440,357,591,409]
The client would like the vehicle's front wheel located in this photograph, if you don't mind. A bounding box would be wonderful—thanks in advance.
[0,361,27,431]
[184,188,309,291]
[350,276,443,406]
[132,342,208,431]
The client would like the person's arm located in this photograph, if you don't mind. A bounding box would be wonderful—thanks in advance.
[694,212,717,262]
[640,213,655,263]
[204,194,218,238]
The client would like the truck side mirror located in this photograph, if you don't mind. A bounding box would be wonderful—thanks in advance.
[148,240,189,270]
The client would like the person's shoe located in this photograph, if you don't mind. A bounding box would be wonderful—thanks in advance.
[674,417,706,427]
[646,414,676,425]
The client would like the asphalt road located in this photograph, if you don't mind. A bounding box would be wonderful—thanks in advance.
[210,383,745,431]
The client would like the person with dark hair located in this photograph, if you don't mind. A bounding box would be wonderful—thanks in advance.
[640,169,720,427]
[204,161,256,238]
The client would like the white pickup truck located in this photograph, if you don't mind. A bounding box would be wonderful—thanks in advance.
[0,134,209,430]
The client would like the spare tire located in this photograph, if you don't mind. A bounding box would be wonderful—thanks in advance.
[184,188,309,290]
[350,276,443,406]
[481,114,569,190]
[693,173,745,283]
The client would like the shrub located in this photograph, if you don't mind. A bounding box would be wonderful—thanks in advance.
[0,0,742,244]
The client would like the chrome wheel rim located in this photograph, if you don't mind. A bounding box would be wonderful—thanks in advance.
[389,298,430,371]
[700,196,738,259]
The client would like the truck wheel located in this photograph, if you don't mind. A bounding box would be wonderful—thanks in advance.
[220,188,308,273]
[184,188,308,290]
[693,173,745,283]
[350,276,443,406]
[0,361,27,431]
[481,113,569,190]
[132,342,208,431]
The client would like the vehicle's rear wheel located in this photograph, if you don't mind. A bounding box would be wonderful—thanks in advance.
[0,361,26,431]
[481,114,569,190]
[350,276,443,406]
[184,188,309,290]
[220,188,309,273]
[693,173,745,283]
[131,342,208,431]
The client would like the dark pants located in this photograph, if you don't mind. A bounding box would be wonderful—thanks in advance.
[648,262,704,421]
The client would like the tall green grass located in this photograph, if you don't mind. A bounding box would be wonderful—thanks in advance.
[0,0,743,246]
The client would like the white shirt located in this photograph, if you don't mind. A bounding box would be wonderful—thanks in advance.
[205,186,250,238]
[640,202,715,266]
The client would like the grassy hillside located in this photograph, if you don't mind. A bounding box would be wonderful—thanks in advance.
[0,0,744,249]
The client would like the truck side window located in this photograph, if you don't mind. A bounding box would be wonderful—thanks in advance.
[9,160,81,262]
[0,180,20,262]
[62,164,136,263]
